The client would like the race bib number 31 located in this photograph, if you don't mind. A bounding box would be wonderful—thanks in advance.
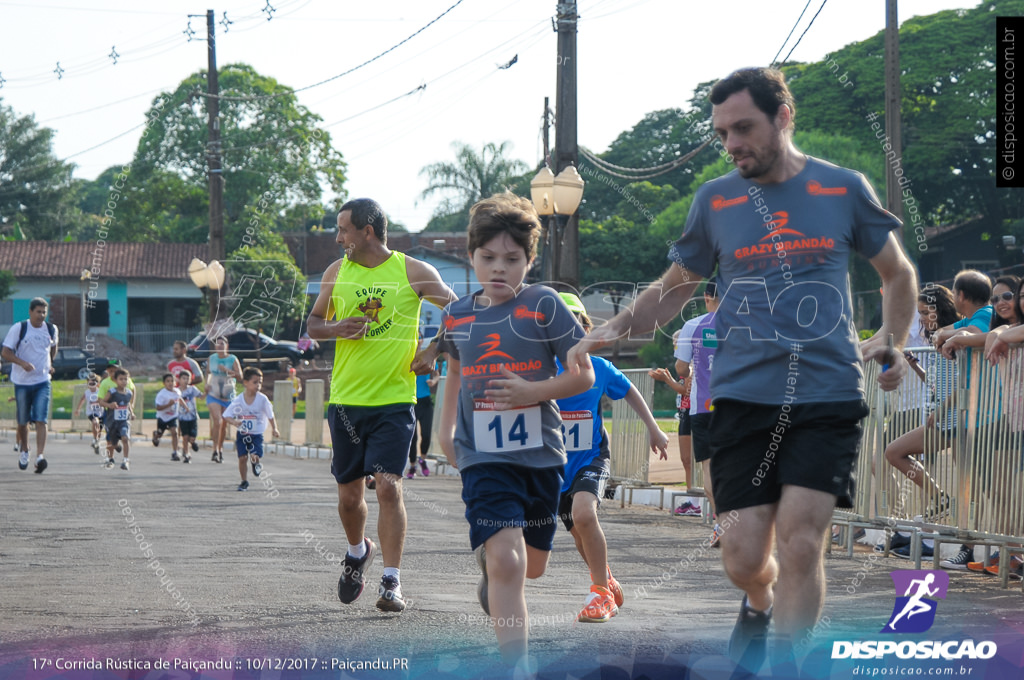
[472,401,543,453]
[560,410,594,452]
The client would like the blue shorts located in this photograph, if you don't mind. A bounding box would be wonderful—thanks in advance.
[106,421,131,443]
[460,463,562,551]
[15,381,51,425]
[236,432,264,458]
[179,419,198,439]
[328,404,415,484]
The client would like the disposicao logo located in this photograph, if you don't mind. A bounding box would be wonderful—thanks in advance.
[831,570,997,661]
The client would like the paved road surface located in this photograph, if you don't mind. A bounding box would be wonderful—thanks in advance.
[2,435,1022,680]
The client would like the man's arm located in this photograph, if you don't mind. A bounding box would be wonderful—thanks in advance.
[0,346,32,373]
[861,234,918,391]
[566,263,704,374]
[438,360,461,468]
[406,257,459,310]
[305,260,372,341]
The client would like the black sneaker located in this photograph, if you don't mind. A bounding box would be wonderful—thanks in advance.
[237,480,249,491]
[212,450,219,462]
[115,443,122,453]
[376,575,407,612]
[171,452,181,461]
[191,441,199,452]
[728,595,771,671]
[183,453,191,464]
[252,459,263,477]
[338,538,376,604]
[152,430,161,447]
[365,476,376,490]
[475,545,490,615]
[940,546,973,570]
[925,493,951,521]
[34,457,48,474]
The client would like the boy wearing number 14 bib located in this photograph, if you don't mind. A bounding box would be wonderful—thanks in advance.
[438,192,595,672]
[223,367,279,492]
[554,293,669,623]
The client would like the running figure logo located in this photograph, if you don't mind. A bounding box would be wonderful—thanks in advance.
[882,570,949,634]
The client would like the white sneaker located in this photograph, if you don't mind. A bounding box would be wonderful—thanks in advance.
[18,450,30,470]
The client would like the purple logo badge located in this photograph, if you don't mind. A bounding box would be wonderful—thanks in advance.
[882,570,949,634]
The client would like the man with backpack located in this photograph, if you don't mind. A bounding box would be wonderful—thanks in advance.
[2,297,59,473]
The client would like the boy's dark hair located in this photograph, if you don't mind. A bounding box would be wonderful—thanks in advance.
[29,297,48,311]
[113,368,129,380]
[710,67,796,130]
[467,191,541,259]
[178,369,193,381]
[952,269,992,306]
[340,198,387,242]
[161,373,173,383]
[242,366,263,382]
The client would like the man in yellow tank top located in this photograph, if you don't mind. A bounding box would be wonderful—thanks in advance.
[307,198,457,613]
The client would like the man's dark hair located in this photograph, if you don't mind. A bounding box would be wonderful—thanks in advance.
[29,297,48,312]
[173,340,186,350]
[709,68,796,129]
[340,198,387,242]
[704,276,720,299]
[952,269,992,306]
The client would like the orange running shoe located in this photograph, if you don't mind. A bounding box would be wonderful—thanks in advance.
[967,551,999,573]
[606,566,624,608]
[577,585,618,623]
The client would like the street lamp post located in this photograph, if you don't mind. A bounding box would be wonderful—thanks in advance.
[79,269,92,344]
[188,258,226,326]
[531,165,584,289]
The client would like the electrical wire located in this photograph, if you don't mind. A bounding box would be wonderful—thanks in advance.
[770,0,813,68]
[776,0,829,66]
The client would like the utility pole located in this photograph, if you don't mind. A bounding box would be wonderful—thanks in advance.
[541,96,555,283]
[554,0,579,291]
[542,96,551,164]
[884,0,903,222]
[206,8,225,263]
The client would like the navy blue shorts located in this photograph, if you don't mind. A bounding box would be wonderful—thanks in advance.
[460,463,562,551]
[179,419,198,439]
[106,421,130,443]
[558,460,610,531]
[237,432,264,458]
[328,404,415,484]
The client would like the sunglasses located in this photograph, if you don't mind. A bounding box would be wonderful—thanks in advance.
[990,291,1014,304]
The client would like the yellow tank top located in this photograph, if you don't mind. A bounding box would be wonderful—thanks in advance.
[329,251,422,406]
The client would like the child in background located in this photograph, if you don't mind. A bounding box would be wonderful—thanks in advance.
[223,367,279,492]
[554,293,669,623]
[176,370,203,463]
[153,373,184,459]
[288,366,302,417]
[438,192,595,672]
[73,373,104,453]
[99,368,135,471]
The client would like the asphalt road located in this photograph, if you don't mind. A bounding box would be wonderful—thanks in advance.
[2,434,1023,680]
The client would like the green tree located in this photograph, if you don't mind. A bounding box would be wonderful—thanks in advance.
[128,63,347,246]
[419,141,529,232]
[0,100,86,240]
[0,269,15,301]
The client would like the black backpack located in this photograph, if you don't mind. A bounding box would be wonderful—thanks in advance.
[15,320,56,352]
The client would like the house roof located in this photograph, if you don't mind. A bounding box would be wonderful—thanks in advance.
[0,241,210,280]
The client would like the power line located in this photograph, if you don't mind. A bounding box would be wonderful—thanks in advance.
[770,0,813,68]
[776,0,829,66]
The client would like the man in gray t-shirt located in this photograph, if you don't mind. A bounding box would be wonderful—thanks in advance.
[567,68,917,672]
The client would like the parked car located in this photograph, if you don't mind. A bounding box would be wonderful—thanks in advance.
[2,347,112,381]
[187,329,304,369]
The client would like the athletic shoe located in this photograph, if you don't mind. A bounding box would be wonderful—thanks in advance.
[252,460,263,477]
[674,502,701,517]
[191,441,199,452]
[365,476,376,490]
[577,585,618,623]
[892,543,933,560]
[91,440,100,453]
[924,493,951,521]
[376,575,407,612]
[115,443,122,453]
[152,431,160,447]
[418,457,430,476]
[968,552,999,573]
[212,450,219,462]
[405,469,415,480]
[605,566,624,608]
[475,545,490,615]
[728,595,772,671]
[237,480,249,492]
[171,452,181,461]
[338,538,376,604]
[183,453,191,464]
[18,450,29,470]
[103,458,116,469]
[119,459,129,471]
[711,524,723,549]
[940,546,973,570]
[34,457,47,474]
[984,556,1023,577]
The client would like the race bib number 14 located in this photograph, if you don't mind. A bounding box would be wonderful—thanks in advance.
[472,402,543,453]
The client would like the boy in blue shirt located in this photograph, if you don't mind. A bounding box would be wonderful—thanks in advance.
[555,293,668,623]
[438,191,594,671]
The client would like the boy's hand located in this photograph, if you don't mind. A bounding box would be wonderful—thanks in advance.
[485,367,536,410]
[650,428,669,460]
[648,367,675,384]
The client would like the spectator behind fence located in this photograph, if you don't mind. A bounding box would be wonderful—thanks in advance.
[884,285,961,523]
[940,275,1019,359]
[932,270,993,355]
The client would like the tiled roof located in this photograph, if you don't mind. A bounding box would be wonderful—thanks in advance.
[0,241,211,280]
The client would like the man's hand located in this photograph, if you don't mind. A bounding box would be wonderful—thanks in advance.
[20,361,35,373]
[565,325,621,376]
[410,341,439,375]
[332,316,371,340]
[484,367,538,410]
[861,335,907,392]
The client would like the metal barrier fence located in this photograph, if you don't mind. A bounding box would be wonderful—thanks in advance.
[835,344,1024,584]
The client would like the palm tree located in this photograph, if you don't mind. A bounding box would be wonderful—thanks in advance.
[418,141,529,231]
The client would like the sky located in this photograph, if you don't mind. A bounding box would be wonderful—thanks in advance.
[0,0,979,233]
